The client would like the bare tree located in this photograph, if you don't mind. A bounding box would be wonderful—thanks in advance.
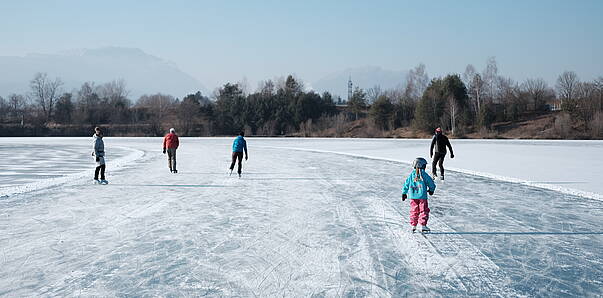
[577,81,598,121]
[556,71,579,107]
[595,77,603,112]
[73,82,100,124]
[404,63,429,100]
[521,78,548,111]
[590,111,603,138]
[0,96,6,121]
[482,57,498,102]
[467,73,484,115]
[463,64,481,115]
[137,93,177,135]
[446,94,459,135]
[366,85,383,104]
[77,82,96,101]
[498,77,524,120]
[96,80,131,123]
[29,73,63,121]
[257,80,275,96]
[97,79,129,102]
[237,77,250,96]
[462,64,476,88]
[7,93,26,117]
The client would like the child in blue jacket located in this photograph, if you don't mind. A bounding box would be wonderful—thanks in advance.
[402,157,436,233]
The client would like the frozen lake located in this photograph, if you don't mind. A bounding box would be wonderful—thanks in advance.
[0,137,601,296]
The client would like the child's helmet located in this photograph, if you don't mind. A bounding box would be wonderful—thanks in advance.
[412,157,428,169]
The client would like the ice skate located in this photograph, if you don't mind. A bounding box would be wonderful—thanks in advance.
[421,225,431,233]
[100,179,109,185]
[93,179,101,185]
[173,169,178,173]
[412,226,417,233]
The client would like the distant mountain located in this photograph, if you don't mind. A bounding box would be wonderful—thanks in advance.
[0,47,208,100]
[312,66,408,100]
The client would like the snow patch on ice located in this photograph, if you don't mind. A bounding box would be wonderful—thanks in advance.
[0,146,145,198]
[259,145,602,201]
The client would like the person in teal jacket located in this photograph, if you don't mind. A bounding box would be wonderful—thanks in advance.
[402,157,436,233]
[229,131,248,177]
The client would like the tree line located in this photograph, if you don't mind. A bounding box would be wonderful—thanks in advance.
[364,58,602,138]
[1,58,602,138]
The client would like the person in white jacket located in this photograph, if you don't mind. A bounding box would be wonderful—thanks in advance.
[92,127,108,184]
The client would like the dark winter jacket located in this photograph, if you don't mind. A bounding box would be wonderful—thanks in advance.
[430,133,453,156]
[163,133,179,149]
[232,136,247,153]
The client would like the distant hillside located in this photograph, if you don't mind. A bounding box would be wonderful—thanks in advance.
[312,66,408,99]
[0,47,208,99]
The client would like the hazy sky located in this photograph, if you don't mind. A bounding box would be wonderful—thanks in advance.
[1,0,602,90]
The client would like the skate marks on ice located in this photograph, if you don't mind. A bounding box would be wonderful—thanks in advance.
[434,179,603,296]
[1,140,601,296]
[430,231,603,235]
[262,145,603,296]
[1,145,395,296]
[0,144,144,198]
[311,157,519,297]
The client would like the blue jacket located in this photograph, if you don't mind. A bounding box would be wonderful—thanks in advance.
[232,136,247,153]
[402,169,436,199]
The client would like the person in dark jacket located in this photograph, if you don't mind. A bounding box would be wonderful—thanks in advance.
[229,131,248,177]
[163,128,180,173]
[430,127,454,180]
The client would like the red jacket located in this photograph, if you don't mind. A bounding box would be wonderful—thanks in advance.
[163,133,179,149]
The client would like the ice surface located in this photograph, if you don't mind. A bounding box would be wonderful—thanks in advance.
[255,138,603,200]
[0,138,143,197]
[0,137,601,296]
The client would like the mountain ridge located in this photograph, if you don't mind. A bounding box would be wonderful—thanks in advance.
[0,47,208,100]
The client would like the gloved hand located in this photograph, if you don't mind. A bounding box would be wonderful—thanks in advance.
[450,153,454,159]
[402,194,407,201]
[428,190,434,196]
[430,153,433,158]
[163,149,166,154]
[96,156,100,162]
[245,155,248,161]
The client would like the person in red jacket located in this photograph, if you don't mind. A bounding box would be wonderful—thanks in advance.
[163,128,180,173]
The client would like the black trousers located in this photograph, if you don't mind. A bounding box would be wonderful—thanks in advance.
[94,164,106,180]
[230,152,244,174]
[432,152,446,176]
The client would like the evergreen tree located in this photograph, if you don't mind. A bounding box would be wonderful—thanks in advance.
[414,78,446,131]
[54,93,74,124]
[214,83,244,134]
[348,87,367,120]
[413,75,469,133]
[369,95,394,130]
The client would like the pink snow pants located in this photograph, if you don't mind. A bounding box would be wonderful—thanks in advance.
[410,199,430,226]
